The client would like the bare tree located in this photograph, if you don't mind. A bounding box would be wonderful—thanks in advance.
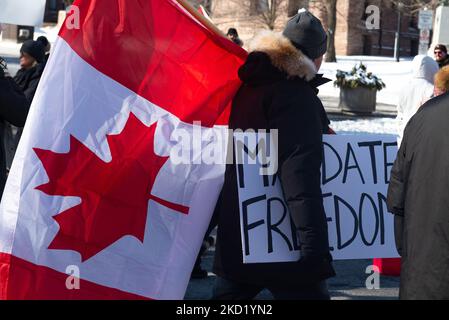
[251,0,288,30]
[385,0,445,14]
[323,0,337,62]
[221,0,287,30]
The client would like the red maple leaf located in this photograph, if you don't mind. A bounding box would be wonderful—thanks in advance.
[34,113,189,262]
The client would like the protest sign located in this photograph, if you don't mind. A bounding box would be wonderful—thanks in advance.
[235,133,400,263]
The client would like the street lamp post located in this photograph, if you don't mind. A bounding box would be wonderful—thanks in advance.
[394,2,404,62]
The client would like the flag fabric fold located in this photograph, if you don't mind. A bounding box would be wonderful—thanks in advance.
[0,0,246,300]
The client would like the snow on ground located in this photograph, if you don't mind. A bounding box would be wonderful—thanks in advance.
[330,117,398,136]
[320,55,414,106]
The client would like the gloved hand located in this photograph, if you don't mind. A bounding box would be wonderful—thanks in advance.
[0,57,11,78]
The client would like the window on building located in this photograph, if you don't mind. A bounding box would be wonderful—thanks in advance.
[48,0,58,10]
[409,13,418,29]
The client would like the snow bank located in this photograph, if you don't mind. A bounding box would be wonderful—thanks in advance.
[331,117,398,135]
[320,56,416,107]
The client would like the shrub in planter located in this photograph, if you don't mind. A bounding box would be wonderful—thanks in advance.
[335,63,386,114]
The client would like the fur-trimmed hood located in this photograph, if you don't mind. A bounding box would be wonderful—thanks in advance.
[245,30,318,81]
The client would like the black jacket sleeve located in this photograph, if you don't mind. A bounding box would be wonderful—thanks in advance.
[387,125,412,256]
[23,64,44,103]
[0,76,30,127]
[267,82,330,258]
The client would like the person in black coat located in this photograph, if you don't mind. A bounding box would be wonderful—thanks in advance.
[212,9,335,300]
[4,40,45,172]
[387,92,449,300]
[14,40,45,103]
[0,58,30,194]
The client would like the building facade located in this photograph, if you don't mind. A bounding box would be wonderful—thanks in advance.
[1,0,66,42]
[191,0,421,57]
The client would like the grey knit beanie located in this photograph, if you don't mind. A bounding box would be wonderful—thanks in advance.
[282,8,327,60]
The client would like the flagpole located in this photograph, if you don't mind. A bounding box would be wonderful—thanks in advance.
[175,0,227,38]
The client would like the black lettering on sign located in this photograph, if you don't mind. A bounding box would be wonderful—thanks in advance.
[383,142,398,184]
[377,192,388,245]
[263,166,270,187]
[358,141,382,184]
[322,142,343,185]
[238,163,245,189]
[262,167,277,188]
[323,193,334,251]
[343,143,365,184]
[359,193,379,246]
[267,197,293,253]
[334,195,358,250]
[242,195,266,256]
[235,137,260,189]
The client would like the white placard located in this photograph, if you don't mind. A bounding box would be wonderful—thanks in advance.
[0,0,46,26]
[235,133,400,264]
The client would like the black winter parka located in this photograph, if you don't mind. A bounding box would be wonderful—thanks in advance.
[213,31,335,286]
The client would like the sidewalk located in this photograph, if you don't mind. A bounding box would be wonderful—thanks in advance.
[185,248,400,300]
[184,242,399,300]
[185,230,399,300]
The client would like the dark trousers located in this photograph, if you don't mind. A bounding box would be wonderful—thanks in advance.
[212,276,330,300]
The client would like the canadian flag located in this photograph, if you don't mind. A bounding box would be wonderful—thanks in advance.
[0,0,246,299]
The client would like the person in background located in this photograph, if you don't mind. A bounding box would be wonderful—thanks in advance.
[6,40,45,173]
[36,36,51,64]
[0,57,30,194]
[433,44,449,69]
[396,55,439,144]
[14,40,45,103]
[433,65,449,97]
[227,28,244,47]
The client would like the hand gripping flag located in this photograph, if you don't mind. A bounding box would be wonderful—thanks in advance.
[0,0,246,300]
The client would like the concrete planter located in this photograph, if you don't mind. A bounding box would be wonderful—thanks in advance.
[339,87,377,114]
